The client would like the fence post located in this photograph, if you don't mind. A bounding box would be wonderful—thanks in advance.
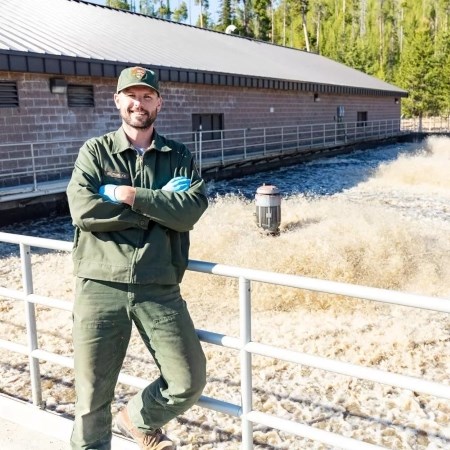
[194,132,198,166]
[30,143,38,192]
[239,277,253,449]
[263,128,267,155]
[244,129,247,159]
[198,127,203,175]
[221,129,224,163]
[20,242,43,408]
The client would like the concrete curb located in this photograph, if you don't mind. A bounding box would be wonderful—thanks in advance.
[0,394,137,449]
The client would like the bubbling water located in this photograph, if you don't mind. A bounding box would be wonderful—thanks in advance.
[185,136,450,312]
[369,135,450,189]
[0,136,448,450]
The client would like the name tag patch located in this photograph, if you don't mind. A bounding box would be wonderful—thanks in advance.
[104,170,130,180]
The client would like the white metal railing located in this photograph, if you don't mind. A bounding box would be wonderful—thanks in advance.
[401,116,450,133]
[0,119,406,200]
[0,138,84,197]
[2,117,450,200]
[168,118,405,174]
[1,232,450,449]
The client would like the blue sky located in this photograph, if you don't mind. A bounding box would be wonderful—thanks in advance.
[88,0,220,24]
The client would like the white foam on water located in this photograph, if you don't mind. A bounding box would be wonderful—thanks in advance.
[1,136,449,448]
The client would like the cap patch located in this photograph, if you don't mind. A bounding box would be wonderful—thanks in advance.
[130,67,146,80]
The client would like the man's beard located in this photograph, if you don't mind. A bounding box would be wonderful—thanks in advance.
[122,107,157,130]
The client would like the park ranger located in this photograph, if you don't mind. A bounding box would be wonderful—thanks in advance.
[67,66,208,450]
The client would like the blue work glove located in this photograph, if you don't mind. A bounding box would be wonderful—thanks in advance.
[161,176,191,192]
[99,184,119,203]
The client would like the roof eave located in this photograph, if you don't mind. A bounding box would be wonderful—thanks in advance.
[0,50,409,98]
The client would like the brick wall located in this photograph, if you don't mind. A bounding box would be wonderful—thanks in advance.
[0,71,401,188]
[157,82,400,134]
[0,72,119,187]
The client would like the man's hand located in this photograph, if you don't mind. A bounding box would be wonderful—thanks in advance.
[99,185,136,205]
[99,184,119,203]
[161,176,191,192]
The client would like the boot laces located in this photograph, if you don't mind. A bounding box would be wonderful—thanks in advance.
[142,428,163,445]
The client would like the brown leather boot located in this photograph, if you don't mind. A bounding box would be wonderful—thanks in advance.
[115,407,175,450]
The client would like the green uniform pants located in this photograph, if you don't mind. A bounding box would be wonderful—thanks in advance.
[70,278,206,450]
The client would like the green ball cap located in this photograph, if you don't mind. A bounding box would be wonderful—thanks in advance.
[116,66,160,94]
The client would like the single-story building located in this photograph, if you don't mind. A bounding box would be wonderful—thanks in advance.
[0,0,407,195]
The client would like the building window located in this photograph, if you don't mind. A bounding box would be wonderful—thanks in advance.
[67,84,95,107]
[192,113,224,140]
[357,111,368,127]
[0,81,19,107]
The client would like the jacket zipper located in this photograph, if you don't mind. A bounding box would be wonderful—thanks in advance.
[130,154,145,283]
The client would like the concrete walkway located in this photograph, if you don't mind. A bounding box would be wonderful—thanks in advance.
[0,416,68,450]
[0,394,137,450]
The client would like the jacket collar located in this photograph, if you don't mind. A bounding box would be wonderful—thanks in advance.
[113,127,173,154]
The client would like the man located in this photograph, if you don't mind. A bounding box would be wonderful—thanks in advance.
[66,66,208,450]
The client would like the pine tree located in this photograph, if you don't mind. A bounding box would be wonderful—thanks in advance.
[253,0,271,40]
[195,0,211,28]
[396,27,440,119]
[106,0,131,9]
[433,26,450,115]
[217,0,232,32]
[172,2,188,22]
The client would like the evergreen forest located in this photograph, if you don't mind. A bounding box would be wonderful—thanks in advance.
[106,0,450,118]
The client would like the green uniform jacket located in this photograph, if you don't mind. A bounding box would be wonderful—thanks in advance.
[66,127,208,285]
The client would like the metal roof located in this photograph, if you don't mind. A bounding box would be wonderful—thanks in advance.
[0,0,407,96]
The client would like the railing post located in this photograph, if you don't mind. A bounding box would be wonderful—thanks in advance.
[30,143,38,192]
[194,132,198,166]
[198,128,203,174]
[20,242,43,408]
[263,128,267,155]
[221,129,224,163]
[239,277,253,449]
[244,129,247,159]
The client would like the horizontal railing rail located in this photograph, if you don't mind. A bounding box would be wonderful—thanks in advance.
[0,232,449,449]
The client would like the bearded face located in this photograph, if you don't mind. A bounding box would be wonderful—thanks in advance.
[122,104,158,130]
[114,86,162,131]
